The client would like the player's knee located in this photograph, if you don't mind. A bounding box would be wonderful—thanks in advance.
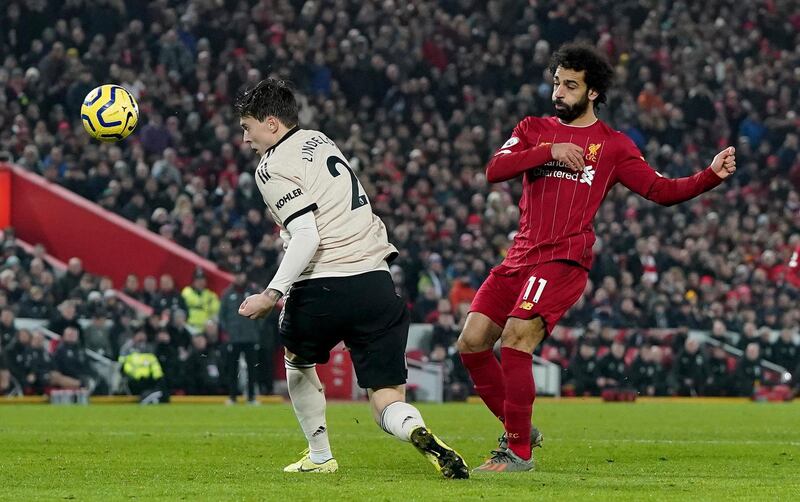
[458,313,503,353]
[455,334,471,353]
[501,317,546,352]
[456,332,491,353]
[500,330,527,350]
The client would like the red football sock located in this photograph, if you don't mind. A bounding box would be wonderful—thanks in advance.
[460,349,506,423]
[501,347,535,460]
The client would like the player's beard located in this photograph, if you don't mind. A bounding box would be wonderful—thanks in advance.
[553,92,590,123]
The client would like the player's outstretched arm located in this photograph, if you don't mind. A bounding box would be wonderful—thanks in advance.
[616,140,735,207]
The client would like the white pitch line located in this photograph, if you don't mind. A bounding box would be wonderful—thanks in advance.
[578,438,800,447]
[4,431,799,446]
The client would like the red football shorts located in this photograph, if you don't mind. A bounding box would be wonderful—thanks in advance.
[469,260,588,334]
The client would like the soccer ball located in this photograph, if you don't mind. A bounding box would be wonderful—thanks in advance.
[80,84,139,142]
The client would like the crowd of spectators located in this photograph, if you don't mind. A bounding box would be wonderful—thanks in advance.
[547,322,798,398]
[1,0,799,397]
[0,230,276,397]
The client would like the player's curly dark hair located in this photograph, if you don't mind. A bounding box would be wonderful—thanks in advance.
[549,43,614,108]
[234,78,299,127]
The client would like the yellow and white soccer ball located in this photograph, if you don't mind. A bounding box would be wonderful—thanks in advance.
[80,84,139,142]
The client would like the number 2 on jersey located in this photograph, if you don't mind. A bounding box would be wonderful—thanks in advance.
[327,155,368,210]
[523,276,547,303]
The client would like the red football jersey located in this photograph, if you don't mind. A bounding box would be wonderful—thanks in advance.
[487,116,724,270]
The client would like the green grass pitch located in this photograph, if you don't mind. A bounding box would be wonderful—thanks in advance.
[1,400,798,501]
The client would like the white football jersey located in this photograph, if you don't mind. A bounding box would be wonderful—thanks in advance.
[254,128,398,281]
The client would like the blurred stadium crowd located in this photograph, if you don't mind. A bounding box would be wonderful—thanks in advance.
[1,0,799,398]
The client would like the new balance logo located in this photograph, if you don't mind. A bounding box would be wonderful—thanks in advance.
[579,165,595,186]
[312,426,327,437]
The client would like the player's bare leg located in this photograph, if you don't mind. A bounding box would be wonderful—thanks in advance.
[370,385,469,479]
[457,312,503,353]
[283,349,337,473]
[474,316,546,473]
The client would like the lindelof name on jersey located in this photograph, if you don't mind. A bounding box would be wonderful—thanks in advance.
[276,188,303,209]
[301,135,336,162]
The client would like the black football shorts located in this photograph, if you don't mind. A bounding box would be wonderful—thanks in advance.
[279,270,409,389]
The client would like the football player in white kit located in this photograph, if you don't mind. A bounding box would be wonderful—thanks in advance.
[235,78,468,479]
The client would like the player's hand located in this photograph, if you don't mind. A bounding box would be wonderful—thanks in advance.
[551,143,585,171]
[238,290,279,320]
[710,146,736,179]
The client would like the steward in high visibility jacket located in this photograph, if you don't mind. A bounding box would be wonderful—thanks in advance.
[119,352,164,381]
[119,352,168,403]
[181,269,220,330]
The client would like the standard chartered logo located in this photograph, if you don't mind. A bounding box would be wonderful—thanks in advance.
[530,163,596,186]
[579,165,595,186]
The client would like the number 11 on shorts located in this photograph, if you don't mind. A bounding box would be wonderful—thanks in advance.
[523,276,547,303]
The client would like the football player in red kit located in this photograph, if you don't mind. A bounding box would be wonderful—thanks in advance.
[458,43,737,472]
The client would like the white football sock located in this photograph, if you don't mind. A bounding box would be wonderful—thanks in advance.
[285,358,332,464]
[379,401,426,442]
